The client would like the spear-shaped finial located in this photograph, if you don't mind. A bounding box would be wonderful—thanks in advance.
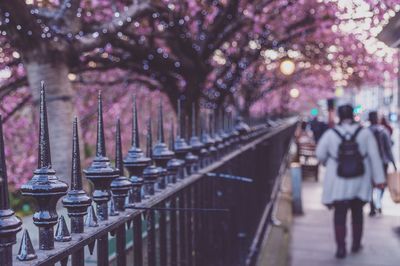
[158,100,165,143]
[115,118,123,176]
[169,122,175,151]
[0,115,22,262]
[111,118,132,212]
[96,91,106,157]
[177,99,182,138]
[54,215,71,242]
[38,81,52,169]
[209,113,214,136]
[63,117,92,234]
[71,117,82,191]
[21,82,68,250]
[17,230,37,261]
[0,115,9,209]
[146,118,153,159]
[192,103,196,137]
[132,96,140,148]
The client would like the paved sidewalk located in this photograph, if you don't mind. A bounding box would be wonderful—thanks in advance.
[290,178,400,266]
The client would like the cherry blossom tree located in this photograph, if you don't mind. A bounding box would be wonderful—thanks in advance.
[0,0,398,187]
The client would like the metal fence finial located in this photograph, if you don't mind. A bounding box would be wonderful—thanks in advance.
[111,118,132,212]
[62,117,92,234]
[83,91,118,221]
[21,82,68,250]
[0,115,22,264]
[17,230,37,261]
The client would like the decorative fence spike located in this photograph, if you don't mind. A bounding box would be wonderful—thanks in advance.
[174,99,191,164]
[0,115,22,264]
[207,113,218,161]
[220,110,229,149]
[87,241,96,255]
[20,82,68,250]
[85,205,99,227]
[143,118,161,197]
[189,103,203,170]
[167,123,184,183]
[199,113,210,166]
[124,97,150,208]
[63,117,92,234]
[214,109,224,153]
[55,215,72,242]
[17,229,37,261]
[83,91,118,221]
[111,119,132,212]
[153,101,174,189]
[108,196,119,216]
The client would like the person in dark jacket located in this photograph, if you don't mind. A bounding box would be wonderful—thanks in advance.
[368,111,396,216]
[310,117,328,143]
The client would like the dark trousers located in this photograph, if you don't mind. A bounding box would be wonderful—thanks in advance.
[333,198,365,248]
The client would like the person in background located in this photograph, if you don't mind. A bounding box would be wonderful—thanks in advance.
[310,116,329,143]
[368,111,395,216]
[316,105,385,259]
[380,116,393,136]
[296,120,313,144]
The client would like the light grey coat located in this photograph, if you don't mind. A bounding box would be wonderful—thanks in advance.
[316,122,385,205]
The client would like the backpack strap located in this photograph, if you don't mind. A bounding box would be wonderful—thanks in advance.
[332,128,345,141]
[350,126,363,141]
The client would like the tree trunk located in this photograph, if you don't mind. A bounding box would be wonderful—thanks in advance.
[25,60,74,185]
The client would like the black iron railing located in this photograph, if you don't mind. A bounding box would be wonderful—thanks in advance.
[0,82,296,266]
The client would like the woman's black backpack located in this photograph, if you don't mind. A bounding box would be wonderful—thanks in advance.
[332,126,365,178]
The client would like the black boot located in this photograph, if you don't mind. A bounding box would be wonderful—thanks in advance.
[351,223,363,253]
[335,225,347,259]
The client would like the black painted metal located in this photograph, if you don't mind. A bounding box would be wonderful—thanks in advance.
[153,101,174,190]
[189,104,204,171]
[63,117,92,235]
[115,223,127,266]
[20,82,68,251]
[174,100,192,176]
[133,214,143,266]
[6,87,295,266]
[167,123,185,183]
[111,119,132,212]
[16,230,36,261]
[143,118,161,198]
[0,115,22,266]
[124,97,150,208]
[83,92,118,221]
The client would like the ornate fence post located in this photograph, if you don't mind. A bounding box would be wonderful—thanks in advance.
[124,97,151,207]
[0,116,22,266]
[63,117,92,233]
[143,118,161,198]
[20,82,68,250]
[208,113,218,161]
[214,109,224,156]
[189,104,204,170]
[220,110,230,153]
[200,113,212,166]
[167,123,184,183]
[152,101,174,190]
[83,91,118,221]
[111,118,132,212]
[62,117,92,266]
[174,100,192,177]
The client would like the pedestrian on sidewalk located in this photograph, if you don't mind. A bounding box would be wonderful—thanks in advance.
[380,116,393,136]
[368,111,396,216]
[316,104,385,259]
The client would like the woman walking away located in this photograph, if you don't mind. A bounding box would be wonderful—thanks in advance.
[316,105,385,259]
